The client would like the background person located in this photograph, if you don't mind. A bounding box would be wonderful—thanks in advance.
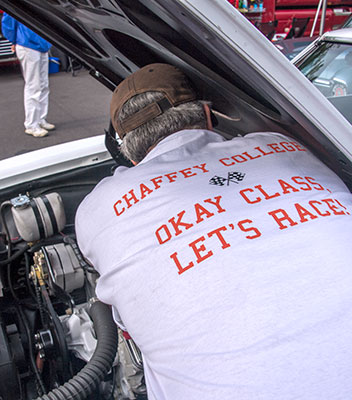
[1,13,55,137]
[76,63,352,400]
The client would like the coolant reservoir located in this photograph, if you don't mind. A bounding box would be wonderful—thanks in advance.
[11,193,66,242]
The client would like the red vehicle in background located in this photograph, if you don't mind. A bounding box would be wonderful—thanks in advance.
[228,0,352,39]
[0,9,17,65]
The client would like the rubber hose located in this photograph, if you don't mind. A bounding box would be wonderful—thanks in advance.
[35,301,118,400]
[0,244,29,267]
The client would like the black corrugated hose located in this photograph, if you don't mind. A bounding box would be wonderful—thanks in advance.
[35,300,118,400]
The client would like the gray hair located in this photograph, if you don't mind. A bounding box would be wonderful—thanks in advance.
[118,91,207,163]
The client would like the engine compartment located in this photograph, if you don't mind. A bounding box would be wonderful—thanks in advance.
[0,158,146,400]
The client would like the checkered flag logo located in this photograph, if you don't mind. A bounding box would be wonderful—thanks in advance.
[209,172,246,186]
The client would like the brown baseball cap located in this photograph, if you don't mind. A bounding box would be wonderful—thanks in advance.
[110,63,197,139]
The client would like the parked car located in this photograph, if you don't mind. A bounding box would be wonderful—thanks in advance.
[273,35,318,59]
[0,1,351,400]
[275,11,352,60]
[292,27,352,124]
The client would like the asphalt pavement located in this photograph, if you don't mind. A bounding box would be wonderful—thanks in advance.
[0,63,111,161]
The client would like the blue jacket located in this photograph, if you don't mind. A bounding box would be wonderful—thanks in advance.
[1,13,51,53]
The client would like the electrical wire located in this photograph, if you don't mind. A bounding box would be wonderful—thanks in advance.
[25,251,37,302]
[0,244,30,267]
[7,262,20,302]
[108,366,117,400]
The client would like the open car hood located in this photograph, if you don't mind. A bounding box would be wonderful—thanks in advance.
[0,0,352,188]
[0,3,352,399]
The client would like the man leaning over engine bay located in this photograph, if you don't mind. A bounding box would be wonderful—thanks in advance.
[75,63,352,400]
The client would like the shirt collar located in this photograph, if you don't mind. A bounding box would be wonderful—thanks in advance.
[139,129,223,164]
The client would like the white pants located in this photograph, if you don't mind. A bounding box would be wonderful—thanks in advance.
[16,45,49,130]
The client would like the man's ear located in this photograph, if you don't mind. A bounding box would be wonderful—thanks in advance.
[203,104,213,130]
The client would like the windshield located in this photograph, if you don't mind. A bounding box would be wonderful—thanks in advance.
[343,16,352,28]
[296,42,352,124]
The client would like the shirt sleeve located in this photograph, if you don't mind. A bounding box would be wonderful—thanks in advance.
[1,13,18,44]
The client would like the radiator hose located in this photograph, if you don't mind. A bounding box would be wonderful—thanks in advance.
[36,300,118,400]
